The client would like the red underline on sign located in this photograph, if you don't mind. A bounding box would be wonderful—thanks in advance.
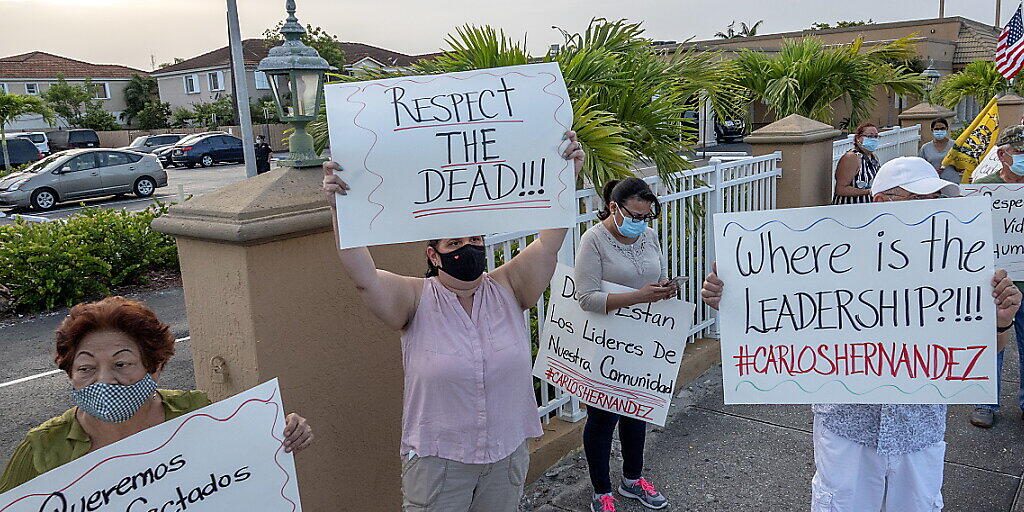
[441,160,507,168]
[412,199,550,215]
[414,205,552,218]
[393,120,525,131]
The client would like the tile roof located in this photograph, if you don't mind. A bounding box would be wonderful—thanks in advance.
[0,51,146,79]
[954,20,999,66]
[152,39,438,75]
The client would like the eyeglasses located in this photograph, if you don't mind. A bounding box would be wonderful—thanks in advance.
[618,204,658,222]
[881,192,942,200]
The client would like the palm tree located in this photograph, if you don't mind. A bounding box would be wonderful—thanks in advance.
[0,93,55,173]
[309,19,746,189]
[729,35,927,129]
[715,20,763,39]
[932,60,1018,110]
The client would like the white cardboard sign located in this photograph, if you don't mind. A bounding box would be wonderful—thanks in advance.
[532,264,694,426]
[324,63,575,248]
[0,379,301,512]
[961,184,1024,280]
[714,198,997,404]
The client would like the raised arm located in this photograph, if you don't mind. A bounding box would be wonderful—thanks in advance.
[994,269,1021,351]
[323,162,422,331]
[834,152,870,198]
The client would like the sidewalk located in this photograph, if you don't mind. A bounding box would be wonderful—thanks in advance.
[524,342,1024,511]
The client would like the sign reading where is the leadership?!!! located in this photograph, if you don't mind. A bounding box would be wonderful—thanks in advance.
[961,184,1024,280]
[324,62,576,248]
[0,379,302,512]
[714,198,997,404]
[533,264,695,426]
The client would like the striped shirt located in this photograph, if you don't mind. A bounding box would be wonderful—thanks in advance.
[833,148,879,205]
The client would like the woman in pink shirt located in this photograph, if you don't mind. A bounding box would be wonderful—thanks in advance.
[322,131,584,512]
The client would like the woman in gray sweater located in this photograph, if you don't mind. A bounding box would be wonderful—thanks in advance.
[574,177,679,512]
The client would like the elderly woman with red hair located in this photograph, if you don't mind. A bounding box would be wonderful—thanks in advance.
[0,296,314,492]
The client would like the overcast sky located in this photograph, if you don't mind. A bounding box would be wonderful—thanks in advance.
[0,0,1012,71]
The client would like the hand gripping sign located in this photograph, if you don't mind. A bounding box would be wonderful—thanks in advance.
[713,198,997,404]
[533,264,695,426]
[324,63,575,248]
[0,379,301,512]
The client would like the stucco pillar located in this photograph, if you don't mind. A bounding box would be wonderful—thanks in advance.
[898,103,955,146]
[998,94,1024,132]
[744,114,842,209]
[152,167,420,511]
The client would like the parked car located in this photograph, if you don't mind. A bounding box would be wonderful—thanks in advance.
[715,118,747,143]
[120,133,185,154]
[0,138,43,170]
[8,131,50,155]
[46,129,100,152]
[154,131,226,168]
[170,134,243,168]
[0,149,166,210]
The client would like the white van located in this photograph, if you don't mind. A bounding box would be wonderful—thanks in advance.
[8,132,50,155]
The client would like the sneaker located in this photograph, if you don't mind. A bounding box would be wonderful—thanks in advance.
[970,407,994,428]
[591,493,617,512]
[618,477,668,510]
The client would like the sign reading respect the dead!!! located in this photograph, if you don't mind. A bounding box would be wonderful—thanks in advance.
[714,198,997,404]
[324,63,575,248]
[0,379,301,512]
[533,264,694,426]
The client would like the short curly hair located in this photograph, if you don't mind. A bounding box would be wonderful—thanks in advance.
[54,296,175,376]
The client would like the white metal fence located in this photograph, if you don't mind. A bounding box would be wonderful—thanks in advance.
[830,125,921,197]
[484,152,784,424]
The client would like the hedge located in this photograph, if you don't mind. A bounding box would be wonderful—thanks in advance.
[0,203,178,311]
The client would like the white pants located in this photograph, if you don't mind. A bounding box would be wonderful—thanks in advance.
[811,417,945,512]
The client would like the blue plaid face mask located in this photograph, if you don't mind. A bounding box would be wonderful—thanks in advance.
[72,374,157,423]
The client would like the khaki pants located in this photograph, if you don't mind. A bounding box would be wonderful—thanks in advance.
[401,442,530,511]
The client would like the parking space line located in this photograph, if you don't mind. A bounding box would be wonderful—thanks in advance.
[0,336,190,389]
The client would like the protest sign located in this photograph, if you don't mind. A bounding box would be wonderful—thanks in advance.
[0,379,301,512]
[962,184,1024,279]
[532,264,694,426]
[714,198,996,404]
[324,63,575,248]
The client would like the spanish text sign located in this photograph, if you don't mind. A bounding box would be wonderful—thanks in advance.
[324,63,575,248]
[714,198,997,404]
[532,264,694,426]
[0,379,302,512]
[961,184,1024,280]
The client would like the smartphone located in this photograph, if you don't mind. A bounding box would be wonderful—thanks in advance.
[664,276,687,288]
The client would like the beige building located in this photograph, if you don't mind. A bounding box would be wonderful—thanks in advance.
[151,39,441,112]
[657,16,1000,131]
[0,52,147,130]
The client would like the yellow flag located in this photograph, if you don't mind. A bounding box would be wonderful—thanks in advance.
[942,96,999,183]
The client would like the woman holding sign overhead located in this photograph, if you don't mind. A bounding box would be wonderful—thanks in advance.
[574,177,677,512]
[321,131,584,512]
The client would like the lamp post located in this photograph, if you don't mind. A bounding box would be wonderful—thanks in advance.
[921,60,941,104]
[257,0,334,168]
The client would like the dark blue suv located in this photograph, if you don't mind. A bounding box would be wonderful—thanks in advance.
[169,134,244,168]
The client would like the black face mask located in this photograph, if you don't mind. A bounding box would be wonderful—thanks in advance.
[437,244,486,282]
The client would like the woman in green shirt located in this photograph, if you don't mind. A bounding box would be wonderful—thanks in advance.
[0,296,314,492]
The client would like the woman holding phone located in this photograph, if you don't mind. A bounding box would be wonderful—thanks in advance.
[574,177,677,512]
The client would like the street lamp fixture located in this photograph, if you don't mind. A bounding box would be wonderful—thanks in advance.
[921,60,942,104]
[257,0,335,168]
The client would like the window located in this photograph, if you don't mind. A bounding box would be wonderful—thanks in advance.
[25,83,38,95]
[208,71,224,92]
[92,82,110,100]
[67,154,99,172]
[126,152,143,163]
[184,74,200,94]
[99,151,130,167]
[254,71,270,90]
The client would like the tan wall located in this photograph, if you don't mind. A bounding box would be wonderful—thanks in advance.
[95,123,291,151]
[0,77,136,125]
[156,68,275,111]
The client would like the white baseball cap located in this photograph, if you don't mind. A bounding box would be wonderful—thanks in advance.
[869,156,960,197]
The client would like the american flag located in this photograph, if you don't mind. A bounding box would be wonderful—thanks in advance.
[997,3,1024,79]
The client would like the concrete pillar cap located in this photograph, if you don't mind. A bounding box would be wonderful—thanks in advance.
[897,102,955,120]
[997,94,1024,106]
[744,114,842,144]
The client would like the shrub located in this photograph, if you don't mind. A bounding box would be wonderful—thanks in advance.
[0,202,178,311]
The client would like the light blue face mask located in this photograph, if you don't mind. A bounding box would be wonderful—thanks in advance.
[72,374,157,423]
[1010,153,1024,176]
[860,137,880,152]
[615,209,647,238]
[933,130,948,140]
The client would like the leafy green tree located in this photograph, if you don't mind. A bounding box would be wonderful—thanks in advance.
[715,20,763,39]
[730,35,926,129]
[810,20,872,30]
[0,93,55,170]
[191,96,236,128]
[78,106,119,131]
[136,102,172,129]
[309,19,747,189]
[170,107,194,128]
[264,23,347,72]
[122,74,158,126]
[41,74,94,126]
[250,96,278,124]
[156,57,185,69]
[933,60,1018,109]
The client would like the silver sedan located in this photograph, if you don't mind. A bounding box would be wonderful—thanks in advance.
[0,149,167,210]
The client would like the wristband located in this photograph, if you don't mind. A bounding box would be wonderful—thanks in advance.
[998,322,1014,333]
